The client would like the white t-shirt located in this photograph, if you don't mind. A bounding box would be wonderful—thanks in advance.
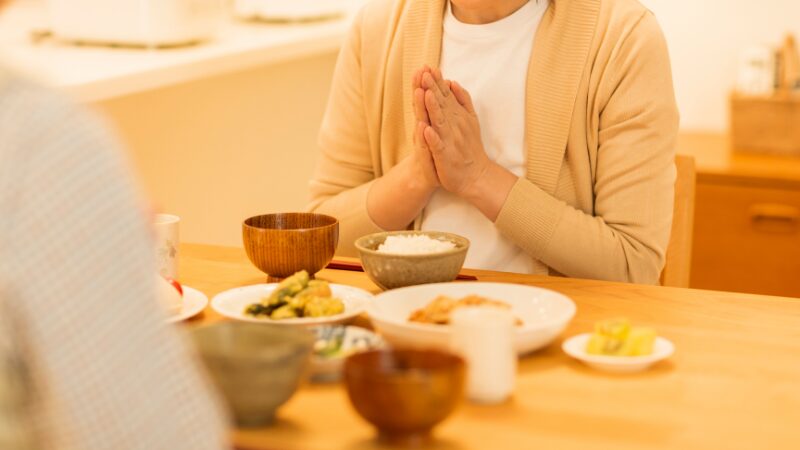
[421,0,549,273]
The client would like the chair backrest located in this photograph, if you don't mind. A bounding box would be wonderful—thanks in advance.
[660,155,697,288]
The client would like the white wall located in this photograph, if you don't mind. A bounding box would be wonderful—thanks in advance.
[97,53,338,247]
[641,0,800,132]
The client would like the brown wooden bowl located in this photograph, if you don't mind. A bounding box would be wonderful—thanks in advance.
[242,213,339,281]
[343,349,466,445]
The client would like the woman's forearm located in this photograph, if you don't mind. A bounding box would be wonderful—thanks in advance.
[494,177,672,284]
[462,161,518,222]
[366,156,437,230]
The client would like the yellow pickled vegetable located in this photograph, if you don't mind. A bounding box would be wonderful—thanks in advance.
[595,318,630,339]
[586,318,656,356]
[617,327,656,356]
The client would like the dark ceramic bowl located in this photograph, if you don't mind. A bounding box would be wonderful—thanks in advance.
[190,322,314,427]
[343,349,466,444]
[354,231,469,290]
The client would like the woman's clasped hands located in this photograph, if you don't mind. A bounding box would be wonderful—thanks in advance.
[411,66,499,202]
[366,65,516,229]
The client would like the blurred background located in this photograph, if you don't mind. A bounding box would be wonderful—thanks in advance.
[1,0,798,297]
[646,0,800,131]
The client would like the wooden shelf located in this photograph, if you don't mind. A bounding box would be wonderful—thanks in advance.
[678,133,800,189]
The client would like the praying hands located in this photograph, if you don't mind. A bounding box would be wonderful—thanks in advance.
[411,66,518,221]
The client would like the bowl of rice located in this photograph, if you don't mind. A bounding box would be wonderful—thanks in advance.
[354,231,470,290]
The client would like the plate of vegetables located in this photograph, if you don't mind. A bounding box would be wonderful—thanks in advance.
[211,270,374,326]
[562,318,674,373]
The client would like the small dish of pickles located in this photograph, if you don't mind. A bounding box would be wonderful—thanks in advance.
[562,318,674,373]
[211,270,374,326]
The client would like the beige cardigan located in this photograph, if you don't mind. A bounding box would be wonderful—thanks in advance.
[309,0,679,284]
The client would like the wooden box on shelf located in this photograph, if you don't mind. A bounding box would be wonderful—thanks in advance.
[730,92,800,156]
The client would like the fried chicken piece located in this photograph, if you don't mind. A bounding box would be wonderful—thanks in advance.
[408,295,522,325]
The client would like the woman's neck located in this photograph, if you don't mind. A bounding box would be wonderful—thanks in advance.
[450,0,531,25]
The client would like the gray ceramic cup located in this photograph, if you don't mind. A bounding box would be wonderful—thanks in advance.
[190,322,314,427]
[355,231,470,290]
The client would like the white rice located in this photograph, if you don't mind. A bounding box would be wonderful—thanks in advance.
[377,234,456,255]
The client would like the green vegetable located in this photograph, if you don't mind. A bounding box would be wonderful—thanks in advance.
[267,270,310,305]
[243,270,345,320]
[270,304,298,320]
[244,303,281,317]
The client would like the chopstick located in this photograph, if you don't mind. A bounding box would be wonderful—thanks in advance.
[326,259,478,281]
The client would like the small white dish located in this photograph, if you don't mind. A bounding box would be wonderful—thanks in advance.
[562,333,675,373]
[167,286,208,323]
[211,284,373,326]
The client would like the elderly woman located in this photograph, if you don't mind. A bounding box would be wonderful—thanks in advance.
[309,0,678,284]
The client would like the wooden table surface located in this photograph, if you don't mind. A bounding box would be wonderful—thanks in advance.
[180,244,800,450]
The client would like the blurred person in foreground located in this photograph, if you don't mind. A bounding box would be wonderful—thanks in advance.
[0,1,228,448]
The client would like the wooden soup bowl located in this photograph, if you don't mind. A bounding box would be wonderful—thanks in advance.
[243,213,339,281]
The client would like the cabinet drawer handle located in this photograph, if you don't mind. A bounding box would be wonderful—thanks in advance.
[748,203,800,231]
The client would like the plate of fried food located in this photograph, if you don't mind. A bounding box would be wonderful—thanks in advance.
[367,282,576,355]
[211,270,374,326]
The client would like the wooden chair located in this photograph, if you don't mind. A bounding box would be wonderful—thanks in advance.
[661,155,697,288]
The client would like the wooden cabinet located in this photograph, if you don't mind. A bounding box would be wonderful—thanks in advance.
[691,183,800,297]
[680,133,800,298]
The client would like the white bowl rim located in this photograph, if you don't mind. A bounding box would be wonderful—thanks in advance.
[562,333,675,365]
[366,282,577,334]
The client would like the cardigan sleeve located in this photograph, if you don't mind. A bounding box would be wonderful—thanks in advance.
[307,7,384,255]
[495,12,679,284]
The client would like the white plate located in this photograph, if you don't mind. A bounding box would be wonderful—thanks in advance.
[167,286,208,323]
[367,282,576,355]
[211,284,373,326]
[562,333,675,373]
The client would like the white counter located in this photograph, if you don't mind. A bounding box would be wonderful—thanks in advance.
[0,2,362,102]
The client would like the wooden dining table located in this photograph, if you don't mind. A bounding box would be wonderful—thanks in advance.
[180,244,800,450]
